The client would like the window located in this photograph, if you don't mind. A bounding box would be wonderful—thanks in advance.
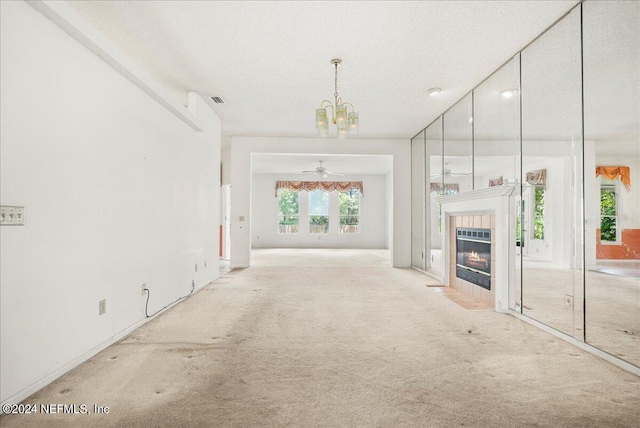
[309,190,329,233]
[516,199,525,246]
[278,189,299,233]
[533,186,545,240]
[600,180,618,242]
[339,189,360,233]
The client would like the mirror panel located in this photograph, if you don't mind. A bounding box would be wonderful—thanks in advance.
[473,56,522,309]
[426,117,444,279]
[520,7,583,336]
[411,130,426,269]
[443,94,473,192]
[583,0,640,366]
[473,57,521,191]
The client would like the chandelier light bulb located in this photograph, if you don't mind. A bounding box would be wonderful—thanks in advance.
[348,112,359,134]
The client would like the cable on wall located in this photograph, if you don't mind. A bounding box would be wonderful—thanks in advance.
[143,281,197,318]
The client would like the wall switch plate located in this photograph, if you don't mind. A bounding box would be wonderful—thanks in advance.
[99,299,106,315]
[204,260,207,268]
[1,206,25,225]
[239,216,245,222]
[195,263,198,272]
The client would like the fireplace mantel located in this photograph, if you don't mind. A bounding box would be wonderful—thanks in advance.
[436,185,518,313]
[435,184,517,204]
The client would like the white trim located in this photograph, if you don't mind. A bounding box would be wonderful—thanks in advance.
[26,0,205,132]
[1,281,212,410]
[509,310,640,377]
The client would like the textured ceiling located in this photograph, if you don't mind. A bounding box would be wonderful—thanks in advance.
[68,0,580,142]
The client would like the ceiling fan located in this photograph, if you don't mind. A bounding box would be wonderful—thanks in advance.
[430,163,472,179]
[302,160,345,178]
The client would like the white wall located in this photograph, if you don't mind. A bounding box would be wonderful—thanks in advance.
[0,1,221,404]
[385,172,393,249]
[252,174,387,249]
[221,148,231,185]
[230,137,411,268]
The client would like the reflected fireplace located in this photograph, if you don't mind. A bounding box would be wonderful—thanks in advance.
[456,227,491,290]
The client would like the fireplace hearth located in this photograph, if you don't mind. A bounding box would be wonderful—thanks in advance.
[456,227,491,290]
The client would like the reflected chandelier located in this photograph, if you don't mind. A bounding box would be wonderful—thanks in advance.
[315,59,359,139]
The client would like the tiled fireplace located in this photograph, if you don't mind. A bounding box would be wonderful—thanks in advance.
[436,186,516,312]
[449,217,495,306]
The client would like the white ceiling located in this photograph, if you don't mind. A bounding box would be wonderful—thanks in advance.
[68,0,580,142]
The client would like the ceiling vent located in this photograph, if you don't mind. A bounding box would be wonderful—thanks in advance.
[210,96,225,104]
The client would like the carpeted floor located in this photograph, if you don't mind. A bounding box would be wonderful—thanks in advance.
[1,249,638,427]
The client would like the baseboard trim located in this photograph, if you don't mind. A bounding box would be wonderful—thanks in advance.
[1,280,212,409]
[509,310,640,377]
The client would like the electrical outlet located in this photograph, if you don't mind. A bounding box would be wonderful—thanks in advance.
[0,205,25,226]
[564,294,574,309]
[141,283,147,295]
[99,299,106,315]
[195,263,198,272]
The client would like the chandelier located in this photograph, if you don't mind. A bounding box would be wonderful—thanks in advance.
[315,59,359,139]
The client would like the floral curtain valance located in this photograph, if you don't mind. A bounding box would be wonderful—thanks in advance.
[489,176,504,187]
[596,166,631,192]
[275,181,364,197]
[526,169,547,188]
[430,183,459,194]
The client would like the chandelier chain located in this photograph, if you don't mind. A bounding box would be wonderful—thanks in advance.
[334,63,339,99]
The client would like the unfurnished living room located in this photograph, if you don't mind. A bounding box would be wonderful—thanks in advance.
[1,1,638,427]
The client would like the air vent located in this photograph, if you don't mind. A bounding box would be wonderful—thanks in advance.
[210,96,225,104]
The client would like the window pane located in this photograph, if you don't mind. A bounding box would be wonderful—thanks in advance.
[600,187,617,241]
[309,190,329,215]
[339,190,359,216]
[533,187,545,240]
[339,189,360,234]
[278,189,298,234]
[600,188,616,216]
[309,190,329,233]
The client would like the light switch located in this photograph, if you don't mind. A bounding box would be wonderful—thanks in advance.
[239,216,245,222]
[1,206,25,226]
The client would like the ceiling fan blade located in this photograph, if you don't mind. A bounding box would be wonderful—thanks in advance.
[325,171,345,176]
[301,170,317,173]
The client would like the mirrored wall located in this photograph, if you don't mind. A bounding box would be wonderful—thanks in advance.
[410,0,639,368]
[583,0,639,366]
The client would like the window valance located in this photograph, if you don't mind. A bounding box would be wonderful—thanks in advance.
[526,169,547,188]
[275,181,364,197]
[596,166,631,192]
[430,183,459,194]
[489,176,504,187]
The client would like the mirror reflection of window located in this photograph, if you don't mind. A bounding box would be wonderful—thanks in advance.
[599,178,618,242]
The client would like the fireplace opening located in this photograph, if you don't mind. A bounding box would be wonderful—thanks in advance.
[456,227,491,290]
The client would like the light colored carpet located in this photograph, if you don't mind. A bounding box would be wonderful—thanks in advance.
[1,249,638,427]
